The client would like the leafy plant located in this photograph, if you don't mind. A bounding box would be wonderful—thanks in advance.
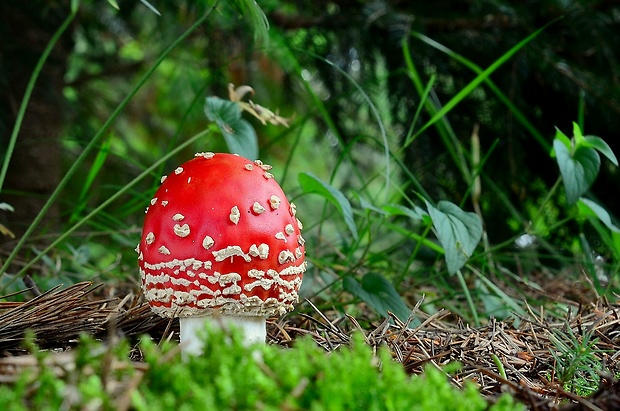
[553,122,618,206]
[426,200,483,275]
[551,123,620,292]
[205,83,292,161]
[205,95,259,159]
[548,325,607,395]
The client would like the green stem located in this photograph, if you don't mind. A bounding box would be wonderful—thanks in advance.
[491,353,507,380]
[455,269,480,326]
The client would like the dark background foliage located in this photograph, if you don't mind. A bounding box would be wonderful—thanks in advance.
[270,0,620,243]
[0,0,618,278]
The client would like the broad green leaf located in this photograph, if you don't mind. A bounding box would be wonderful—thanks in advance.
[205,97,258,160]
[205,96,241,124]
[578,198,620,233]
[299,172,358,240]
[554,127,572,151]
[426,200,482,274]
[343,273,412,323]
[222,119,258,161]
[554,139,600,205]
[583,136,619,166]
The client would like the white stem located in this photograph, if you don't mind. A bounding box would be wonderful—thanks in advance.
[179,315,267,356]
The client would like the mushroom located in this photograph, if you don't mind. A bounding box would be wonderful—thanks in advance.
[137,152,306,355]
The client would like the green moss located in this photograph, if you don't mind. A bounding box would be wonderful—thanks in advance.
[0,328,524,411]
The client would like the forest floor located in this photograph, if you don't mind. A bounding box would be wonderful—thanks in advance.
[0,278,619,410]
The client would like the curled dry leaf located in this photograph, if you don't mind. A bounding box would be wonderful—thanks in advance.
[227,83,292,127]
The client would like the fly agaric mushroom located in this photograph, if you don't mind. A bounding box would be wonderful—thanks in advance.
[137,152,306,355]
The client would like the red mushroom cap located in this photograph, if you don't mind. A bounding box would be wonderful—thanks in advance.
[137,152,306,318]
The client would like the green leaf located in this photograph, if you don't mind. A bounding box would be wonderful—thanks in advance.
[228,0,269,43]
[205,97,258,160]
[222,119,258,160]
[409,19,556,139]
[613,232,620,258]
[205,96,241,124]
[343,273,412,323]
[107,0,120,10]
[583,136,619,166]
[578,198,620,233]
[554,139,600,205]
[298,172,358,241]
[426,201,482,274]
[411,32,549,153]
[381,203,428,221]
[70,134,113,224]
[355,195,387,215]
[139,0,161,16]
[554,127,572,152]
[572,122,584,146]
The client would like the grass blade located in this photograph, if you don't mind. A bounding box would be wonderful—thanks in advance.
[69,135,113,224]
[407,19,557,142]
[410,31,550,153]
[5,130,210,289]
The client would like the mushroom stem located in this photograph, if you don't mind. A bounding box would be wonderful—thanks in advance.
[179,315,267,356]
